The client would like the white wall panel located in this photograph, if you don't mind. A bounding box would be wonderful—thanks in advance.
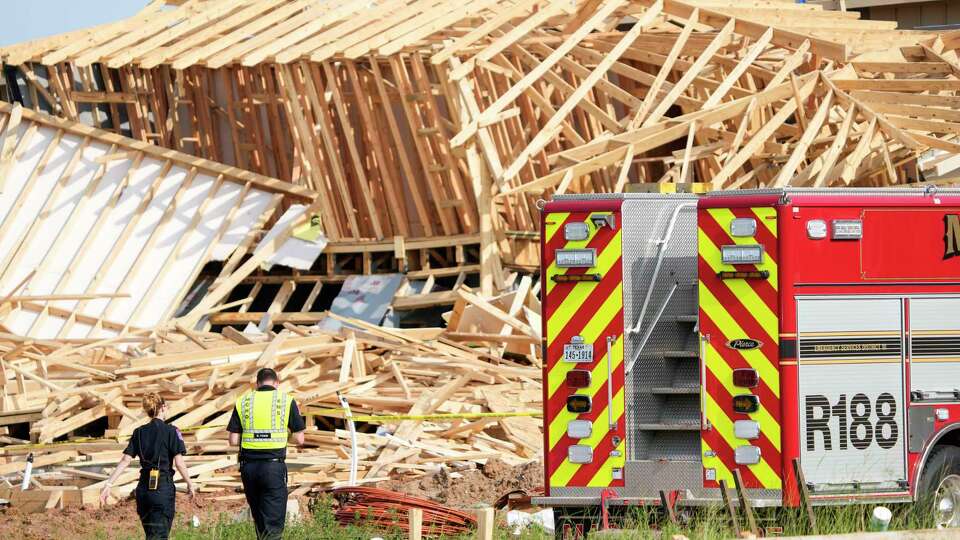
[0,105,310,339]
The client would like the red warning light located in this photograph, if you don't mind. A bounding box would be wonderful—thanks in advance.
[732,368,759,388]
[566,370,591,388]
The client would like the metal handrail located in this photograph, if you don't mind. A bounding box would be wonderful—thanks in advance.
[700,334,711,431]
[625,281,677,375]
[606,335,616,430]
[625,202,696,336]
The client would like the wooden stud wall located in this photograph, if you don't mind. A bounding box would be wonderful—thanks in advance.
[1,0,958,264]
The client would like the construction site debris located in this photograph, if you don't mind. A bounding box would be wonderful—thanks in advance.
[0,297,541,514]
[2,0,960,285]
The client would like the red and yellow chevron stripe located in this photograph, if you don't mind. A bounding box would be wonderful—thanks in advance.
[543,207,625,490]
[699,206,782,490]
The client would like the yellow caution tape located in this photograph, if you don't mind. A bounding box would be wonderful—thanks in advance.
[0,410,542,451]
[2,435,119,450]
[306,407,351,416]
[303,407,542,422]
[339,411,541,423]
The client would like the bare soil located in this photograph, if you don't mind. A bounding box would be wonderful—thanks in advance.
[0,492,248,540]
[0,461,542,539]
[377,459,543,508]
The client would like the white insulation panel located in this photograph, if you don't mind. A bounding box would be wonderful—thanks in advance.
[0,106,303,339]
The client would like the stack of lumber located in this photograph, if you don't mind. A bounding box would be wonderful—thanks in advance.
[0,294,543,512]
[1,0,958,276]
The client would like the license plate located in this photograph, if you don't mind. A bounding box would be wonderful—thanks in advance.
[563,343,593,363]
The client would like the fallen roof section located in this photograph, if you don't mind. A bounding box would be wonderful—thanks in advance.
[1,0,958,288]
[0,101,320,340]
[0,0,934,67]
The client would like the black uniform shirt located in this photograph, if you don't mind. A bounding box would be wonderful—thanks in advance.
[227,385,306,461]
[123,418,187,477]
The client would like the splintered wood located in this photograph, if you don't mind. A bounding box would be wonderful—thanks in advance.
[2,0,960,275]
[0,305,542,511]
[4,0,960,516]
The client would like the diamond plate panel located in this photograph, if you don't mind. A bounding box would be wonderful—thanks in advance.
[621,196,700,464]
[620,461,783,505]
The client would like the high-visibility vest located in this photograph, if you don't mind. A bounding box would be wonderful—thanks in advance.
[235,390,294,450]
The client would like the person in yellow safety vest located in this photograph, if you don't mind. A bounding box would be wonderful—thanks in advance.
[227,368,306,540]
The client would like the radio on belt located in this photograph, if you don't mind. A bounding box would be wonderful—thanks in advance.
[537,189,960,523]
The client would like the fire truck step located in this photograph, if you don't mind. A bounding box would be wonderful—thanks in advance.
[647,386,699,395]
[669,315,699,324]
[634,351,698,360]
[634,422,701,431]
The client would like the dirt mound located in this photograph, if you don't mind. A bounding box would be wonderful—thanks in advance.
[377,459,543,508]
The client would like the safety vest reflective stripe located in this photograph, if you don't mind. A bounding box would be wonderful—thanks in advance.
[235,390,293,450]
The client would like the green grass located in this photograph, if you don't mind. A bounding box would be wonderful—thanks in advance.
[97,497,546,540]
[561,501,939,539]
[90,497,939,539]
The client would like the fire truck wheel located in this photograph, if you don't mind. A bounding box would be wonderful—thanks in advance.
[920,445,960,529]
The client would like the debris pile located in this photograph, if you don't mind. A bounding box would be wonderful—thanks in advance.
[0,297,542,511]
[2,0,960,276]
[1,0,960,522]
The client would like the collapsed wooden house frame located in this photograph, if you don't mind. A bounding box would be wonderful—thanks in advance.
[3,0,960,515]
[4,0,960,295]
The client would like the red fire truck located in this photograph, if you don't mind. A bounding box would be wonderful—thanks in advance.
[535,188,960,534]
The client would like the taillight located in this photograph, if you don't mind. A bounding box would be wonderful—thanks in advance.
[735,445,761,465]
[567,420,592,439]
[732,368,759,388]
[566,395,592,413]
[734,420,760,440]
[566,370,591,388]
[718,270,770,280]
[733,394,760,414]
[568,445,593,464]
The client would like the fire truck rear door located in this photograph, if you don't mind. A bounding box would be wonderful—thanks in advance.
[543,204,626,495]
[797,297,907,491]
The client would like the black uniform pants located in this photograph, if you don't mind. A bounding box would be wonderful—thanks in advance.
[240,460,288,540]
[134,476,176,540]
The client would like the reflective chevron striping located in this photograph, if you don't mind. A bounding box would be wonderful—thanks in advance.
[546,231,622,336]
[698,205,781,491]
[702,440,733,484]
[548,335,623,447]
[547,286,623,400]
[703,393,781,488]
[708,208,778,290]
[545,208,624,489]
[545,213,618,296]
[705,342,781,451]
[698,229,778,342]
[544,212,571,244]
[550,387,624,486]
[752,207,778,237]
[699,284,779,395]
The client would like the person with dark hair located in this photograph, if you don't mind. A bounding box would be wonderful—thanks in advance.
[227,367,306,539]
[100,393,196,540]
